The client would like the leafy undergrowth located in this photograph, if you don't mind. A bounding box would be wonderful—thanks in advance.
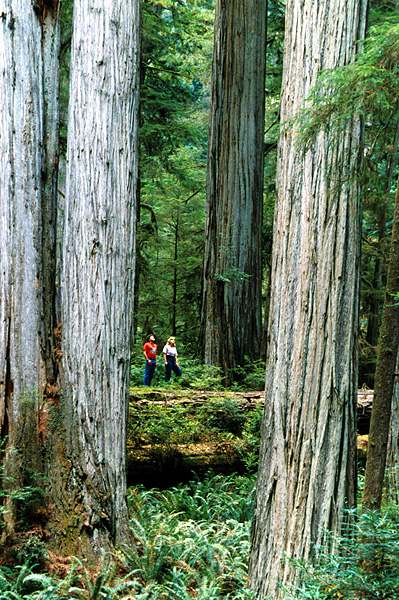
[0,474,256,600]
[123,474,255,598]
[286,506,399,599]
[1,474,399,599]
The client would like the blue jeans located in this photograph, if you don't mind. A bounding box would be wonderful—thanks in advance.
[165,357,182,381]
[144,360,156,386]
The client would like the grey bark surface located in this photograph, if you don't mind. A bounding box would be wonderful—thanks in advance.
[201,0,266,376]
[60,0,139,546]
[0,0,60,536]
[249,0,367,597]
[1,0,43,432]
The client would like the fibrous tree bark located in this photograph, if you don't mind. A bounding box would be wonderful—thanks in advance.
[0,0,60,536]
[363,176,399,509]
[201,0,266,377]
[249,0,367,597]
[58,0,139,548]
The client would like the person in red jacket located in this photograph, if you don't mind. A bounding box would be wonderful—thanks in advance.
[143,334,157,386]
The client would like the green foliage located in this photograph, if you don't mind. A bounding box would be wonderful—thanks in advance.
[177,360,224,390]
[0,557,136,599]
[236,405,263,473]
[0,564,53,599]
[242,366,266,391]
[130,354,224,389]
[0,442,46,533]
[231,359,266,391]
[128,403,207,446]
[197,398,246,436]
[14,537,48,570]
[0,474,254,598]
[124,473,255,598]
[4,475,398,600]
[130,351,266,391]
[61,557,137,600]
[286,506,399,599]
[295,19,399,149]
[137,0,213,349]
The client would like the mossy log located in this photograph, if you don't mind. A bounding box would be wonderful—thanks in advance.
[130,387,373,432]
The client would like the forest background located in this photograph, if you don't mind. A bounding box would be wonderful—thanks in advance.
[91,0,397,389]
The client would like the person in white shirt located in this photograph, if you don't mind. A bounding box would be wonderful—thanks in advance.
[163,336,182,382]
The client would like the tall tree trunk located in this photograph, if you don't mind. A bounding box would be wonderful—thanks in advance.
[363,176,399,509]
[58,0,139,549]
[386,350,399,504]
[249,0,367,597]
[201,0,266,377]
[0,0,60,537]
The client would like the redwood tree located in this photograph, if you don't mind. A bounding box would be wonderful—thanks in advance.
[57,0,140,548]
[0,0,60,536]
[201,0,266,376]
[249,0,367,596]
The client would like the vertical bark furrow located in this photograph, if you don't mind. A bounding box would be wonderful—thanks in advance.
[250,0,367,597]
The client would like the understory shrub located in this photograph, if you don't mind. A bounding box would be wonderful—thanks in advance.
[287,505,399,599]
[230,359,266,391]
[236,405,263,473]
[130,356,266,391]
[14,537,48,570]
[178,360,224,390]
[128,404,207,446]
[0,442,46,534]
[0,558,136,599]
[2,475,398,599]
[197,397,247,435]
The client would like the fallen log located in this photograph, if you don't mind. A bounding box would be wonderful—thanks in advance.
[130,387,374,432]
